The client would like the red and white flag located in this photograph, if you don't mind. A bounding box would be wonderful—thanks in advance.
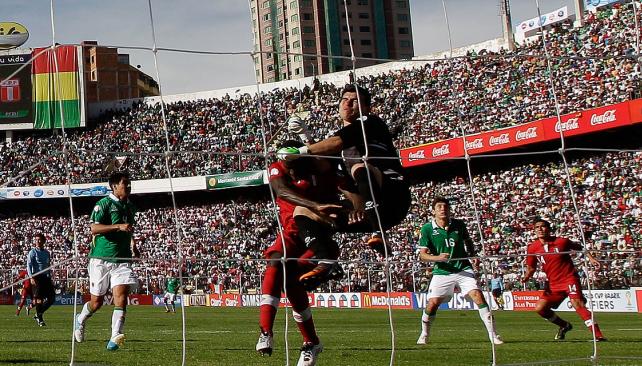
[0,78,20,102]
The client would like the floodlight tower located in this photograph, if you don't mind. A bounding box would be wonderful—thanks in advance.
[499,0,516,51]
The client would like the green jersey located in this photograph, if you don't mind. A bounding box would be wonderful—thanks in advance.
[89,194,136,263]
[418,218,473,275]
[167,277,179,293]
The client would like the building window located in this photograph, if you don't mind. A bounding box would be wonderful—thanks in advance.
[303,13,313,20]
[341,12,353,18]
[397,13,408,22]
[359,26,370,32]
[290,1,297,9]
[358,13,369,19]
[291,14,299,21]
[396,0,407,8]
[265,38,273,46]
[291,27,299,35]
[357,0,369,5]
[342,25,354,32]
[263,13,270,21]
[304,40,315,48]
[362,52,372,58]
[251,7,256,14]
[360,39,371,46]
[264,26,272,34]
[400,40,411,48]
[267,65,274,71]
[293,40,301,48]
[398,27,409,34]
[300,0,312,6]
[343,39,350,45]
[295,67,301,75]
[262,1,269,9]
[303,26,314,33]
[277,6,283,14]
[91,70,97,81]
[294,55,303,61]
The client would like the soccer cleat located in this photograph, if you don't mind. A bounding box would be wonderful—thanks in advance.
[416,332,428,345]
[590,324,606,341]
[34,315,46,327]
[367,234,392,256]
[555,322,573,340]
[106,334,125,351]
[299,263,344,291]
[297,342,323,366]
[74,315,85,343]
[255,331,273,356]
[596,336,608,342]
[492,334,504,345]
[15,307,21,316]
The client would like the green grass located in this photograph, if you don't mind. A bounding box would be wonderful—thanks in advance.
[1,306,641,365]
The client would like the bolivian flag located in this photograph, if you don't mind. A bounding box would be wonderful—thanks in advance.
[32,46,81,129]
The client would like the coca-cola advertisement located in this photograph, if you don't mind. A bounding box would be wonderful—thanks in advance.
[400,100,634,168]
[400,138,464,167]
[543,102,631,139]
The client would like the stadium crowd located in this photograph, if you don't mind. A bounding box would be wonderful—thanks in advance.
[0,3,640,186]
[1,151,639,295]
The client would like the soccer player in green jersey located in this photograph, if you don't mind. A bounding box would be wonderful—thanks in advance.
[74,171,140,351]
[163,272,179,313]
[416,197,503,345]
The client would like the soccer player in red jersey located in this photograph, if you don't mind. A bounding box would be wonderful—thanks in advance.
[256,141,344,366]
[523,219,606,341]
[15,269,34,316]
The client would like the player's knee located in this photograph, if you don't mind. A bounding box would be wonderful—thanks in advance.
[426,298,441,312]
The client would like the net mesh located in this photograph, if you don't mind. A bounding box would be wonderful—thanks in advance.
[0,0,641,365]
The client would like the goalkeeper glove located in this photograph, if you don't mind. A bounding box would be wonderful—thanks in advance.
[287,116,313,143]
[276,146,309,160]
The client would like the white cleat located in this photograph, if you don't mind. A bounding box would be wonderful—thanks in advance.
[256,331,273,356]
[492,334,504,345]
[297,342,323,366]
[416,332,429,345]
[74,315,85,343]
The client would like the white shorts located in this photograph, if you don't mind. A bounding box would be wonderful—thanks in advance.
[427,269,480,300]
[163,292,176,302]
[88,258,138,296]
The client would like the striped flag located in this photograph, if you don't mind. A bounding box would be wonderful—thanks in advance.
[32,46,81,129]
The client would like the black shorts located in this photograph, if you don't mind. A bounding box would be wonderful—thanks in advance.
[336,173,411,233]
[32,275,55,300]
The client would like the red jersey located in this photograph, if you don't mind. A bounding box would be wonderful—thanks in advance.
[18,270,31,288]
[526,237,582,288]
[267,160,340,223]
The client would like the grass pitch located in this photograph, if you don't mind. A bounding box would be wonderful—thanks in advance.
[1,306,641,365]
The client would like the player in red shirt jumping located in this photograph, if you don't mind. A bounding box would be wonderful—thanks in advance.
[523,219,606,341]
[15,269,34,316]
[256,140,345,366]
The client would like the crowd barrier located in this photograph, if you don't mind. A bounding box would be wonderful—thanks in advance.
[7,289,640,313]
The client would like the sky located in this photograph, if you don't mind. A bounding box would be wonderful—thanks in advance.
[3,0,578,95]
